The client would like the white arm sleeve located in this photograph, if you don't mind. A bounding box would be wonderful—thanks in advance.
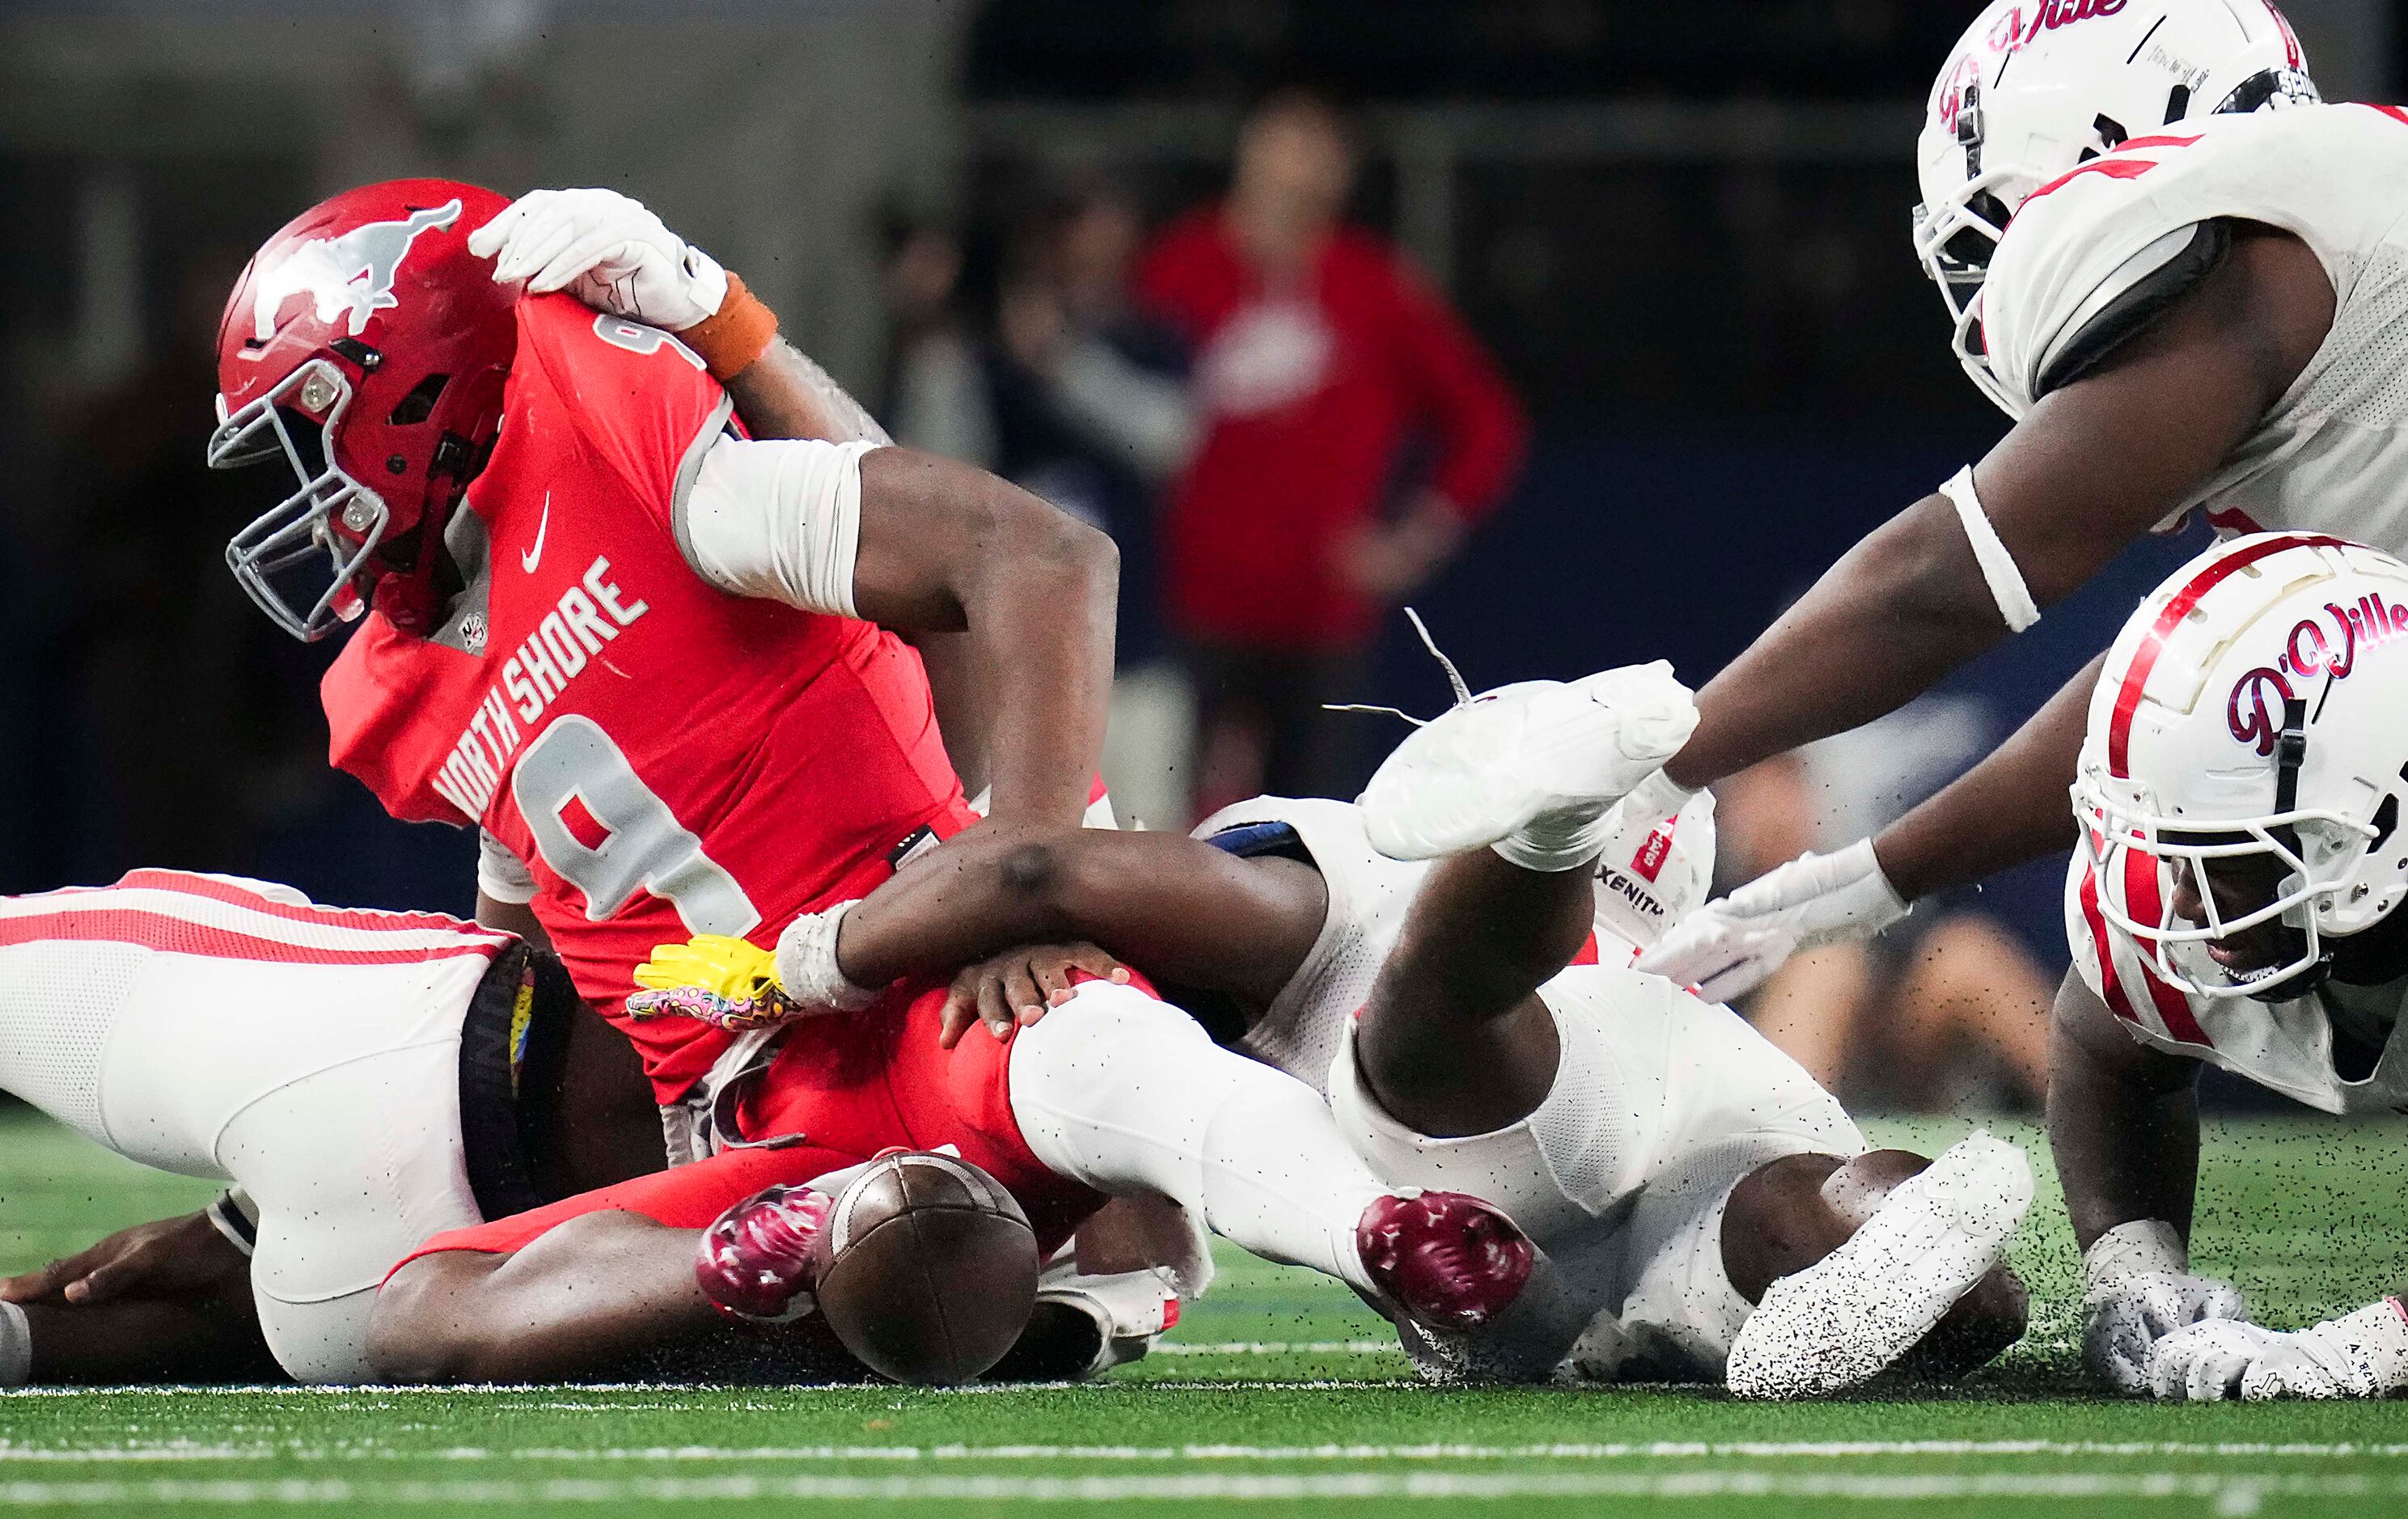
[477,829,540,905]
[674,434,879,618]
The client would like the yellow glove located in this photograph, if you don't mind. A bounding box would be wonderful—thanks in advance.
[628,934,800,1031]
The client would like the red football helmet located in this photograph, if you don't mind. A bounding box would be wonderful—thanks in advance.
[209,179,519,639]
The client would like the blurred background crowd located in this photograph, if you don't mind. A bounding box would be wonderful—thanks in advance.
[1,0,2397,1113]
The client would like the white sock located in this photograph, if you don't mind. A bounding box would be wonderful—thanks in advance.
[1009,982,1386,1293]
[0,1301,31,1386]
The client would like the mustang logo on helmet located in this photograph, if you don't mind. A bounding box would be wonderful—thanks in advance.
[248,200,462,345]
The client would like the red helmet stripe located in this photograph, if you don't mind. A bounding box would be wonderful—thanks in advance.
[2076,854,2142,1026]
[2105,534,2351,777]
[2262,1,2304,70]
[2117,845,2215,1047]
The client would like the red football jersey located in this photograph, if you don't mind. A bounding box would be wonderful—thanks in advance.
[391,976,1115,1271]
[323,294,975,1102]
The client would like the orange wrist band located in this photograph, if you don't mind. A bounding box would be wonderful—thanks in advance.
[685,271,780,380]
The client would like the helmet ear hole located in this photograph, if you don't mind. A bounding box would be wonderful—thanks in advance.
[390,375,452,428]
[2372,794,2400,853]
[387,372,450,426]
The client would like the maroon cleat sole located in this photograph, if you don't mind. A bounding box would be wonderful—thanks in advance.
[1355,1190,1534,1333]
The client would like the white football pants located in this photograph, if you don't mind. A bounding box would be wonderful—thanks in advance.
[0,871,506,1381]
[1007,980,1387,1295]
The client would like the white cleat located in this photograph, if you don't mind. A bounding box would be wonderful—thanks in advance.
[1725,1130,2035,1401]
[1358,662,1697,866]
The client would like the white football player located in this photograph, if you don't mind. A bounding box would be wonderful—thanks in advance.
[747,668,2035,1394]
[1636,0,2406,991]
[2056,534,2408,1401]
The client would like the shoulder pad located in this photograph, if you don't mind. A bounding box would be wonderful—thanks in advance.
[2035,220,2231,399]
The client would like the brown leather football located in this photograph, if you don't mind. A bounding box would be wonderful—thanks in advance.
[809,1150,1041,1385]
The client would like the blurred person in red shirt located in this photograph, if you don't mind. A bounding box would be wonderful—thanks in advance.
[1136,91,1527,815]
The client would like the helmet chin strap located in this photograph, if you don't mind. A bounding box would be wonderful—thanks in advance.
[2273,696,2309,815]
[2249,696,2333,1002]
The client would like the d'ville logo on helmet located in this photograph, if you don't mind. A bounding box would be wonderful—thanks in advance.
[249,201,462,345]
[1984,0,2127,55]
[2226,596,2408,755]
[1946,0,2128,132]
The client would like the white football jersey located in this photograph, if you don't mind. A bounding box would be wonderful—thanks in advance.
[2065,853,2408,1115]
[1983,103,2408,544]
[1192,795,1683,1090]
[1194,796,1431,1092]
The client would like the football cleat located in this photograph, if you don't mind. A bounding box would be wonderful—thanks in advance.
[1725,1131,2034,1399]
[989,1263,1183,1381]
[693,1183,832,1324]
[1356,1190,1534,1334]
[1359,662,1697,869]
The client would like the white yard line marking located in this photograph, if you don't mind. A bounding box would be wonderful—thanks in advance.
[2,1441,2406,1465]
[0,1471,2389,1504]
[1153,1341,1394,1356]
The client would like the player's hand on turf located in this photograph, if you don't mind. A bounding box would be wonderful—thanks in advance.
[467,188,728,332]
[1635,837,1908,1001]
[939,941,1130,1050]
[629,933,803,1032]
[0,1211,246,1306]
[2151,1297,2408,1401]
[2084,1269,2252,1394]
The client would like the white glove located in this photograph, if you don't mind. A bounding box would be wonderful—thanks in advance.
[2152,1298,2408,1402]
[1634,837,1907,1001]
[2080,1219,2249,1394]
[1590,771,1716,954]
[467,188,729,332]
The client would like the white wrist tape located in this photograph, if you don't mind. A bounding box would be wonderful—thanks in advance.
[2084,1218,2187,1291]
[1938,466,2041,633]
[676,244,730,328]
[775,900,882,1013]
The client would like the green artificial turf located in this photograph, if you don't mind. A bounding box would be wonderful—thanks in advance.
[0,1108,2404,1516]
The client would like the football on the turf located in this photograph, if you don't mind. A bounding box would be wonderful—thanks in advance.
[810,1150,1042,1385]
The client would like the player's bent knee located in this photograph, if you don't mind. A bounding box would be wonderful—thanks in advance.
[1007,981,1252,1198]
[1010,982,1214,1111]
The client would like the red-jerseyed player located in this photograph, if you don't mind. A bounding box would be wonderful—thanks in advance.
[204,180,1115,1127]
[0,868,1534,1386]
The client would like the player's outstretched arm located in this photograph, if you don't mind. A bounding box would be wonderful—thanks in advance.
[1872,650,2101,900]
[1640,649,2104,1001]
[1663,227,2333,792]
[838,824,1326,1038]
[370,1211,721,1383]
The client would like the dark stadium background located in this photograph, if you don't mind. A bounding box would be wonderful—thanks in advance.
[0,0,2391,1081]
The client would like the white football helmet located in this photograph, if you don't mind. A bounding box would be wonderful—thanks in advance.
[1913,0,2318,413]
[2074,535,2408,1001]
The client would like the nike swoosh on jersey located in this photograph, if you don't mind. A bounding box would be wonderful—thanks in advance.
[522,493,550,573]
